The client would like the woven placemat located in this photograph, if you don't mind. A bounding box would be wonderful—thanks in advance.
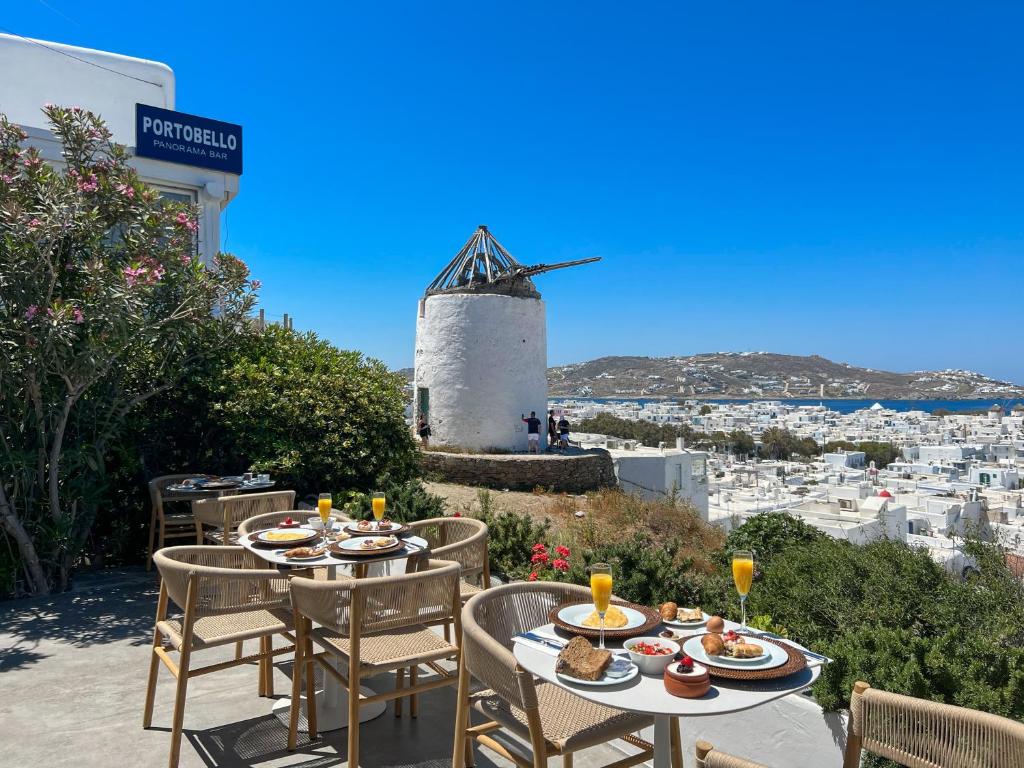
[678,633,807,681]
[549,599,663,641]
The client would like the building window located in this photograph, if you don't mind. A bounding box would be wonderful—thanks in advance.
[156,187,199,255]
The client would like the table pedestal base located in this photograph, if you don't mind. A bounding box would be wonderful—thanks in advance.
[271,686,387,732]
[653,714,671,767]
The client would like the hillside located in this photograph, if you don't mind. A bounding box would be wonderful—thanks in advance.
[546,353,1024,399]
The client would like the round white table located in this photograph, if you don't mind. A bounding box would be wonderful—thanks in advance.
[513,620,822,767]
[240,524,431,731]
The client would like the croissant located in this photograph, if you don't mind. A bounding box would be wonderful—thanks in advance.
[701,633,725,656]
[730,642,763,659]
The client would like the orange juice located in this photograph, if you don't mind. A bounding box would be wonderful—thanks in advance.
[590,573,613,613]
[318,496,332,524]
[732,557,753,596]
[372,495,386,521]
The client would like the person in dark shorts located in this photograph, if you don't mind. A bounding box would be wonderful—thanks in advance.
[547,410,558,450]
[417,414,431,446]
[521,411,542,453]
[557,415,571,449]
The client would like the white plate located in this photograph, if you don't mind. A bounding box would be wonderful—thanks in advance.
[681,634,789,670]
[336,535,400,552]
[347,521,403,533]
[255,528,320,545]
[557,662,639,687]
[663,611,710,628]
[556,604,648,632]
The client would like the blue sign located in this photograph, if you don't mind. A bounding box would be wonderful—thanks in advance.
[135,104,243,174]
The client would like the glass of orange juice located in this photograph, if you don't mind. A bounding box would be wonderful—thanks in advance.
[371,492,386,531]
[589,563,613,649]
[318,493,332,544]
[732,550,754,631]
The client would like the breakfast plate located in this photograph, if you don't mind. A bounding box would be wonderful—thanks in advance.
[344,520,409,536]
[663,611,710,628]
[556,603,648,632]
[254,528,320,546]
[330,535,403,557]
[282,548,328,561]
[556,660,639,687]
[681,634,789,670]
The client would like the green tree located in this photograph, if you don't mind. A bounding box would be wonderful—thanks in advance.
[759,427,795,460]
[724,512,824,563]
[727,430,756,457]
[699,404,713,415]
[0,107,255,594]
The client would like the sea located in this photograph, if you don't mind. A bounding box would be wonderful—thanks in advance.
[550,397,1024,415]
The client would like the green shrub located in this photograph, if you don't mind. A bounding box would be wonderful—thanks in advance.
[337,479,445,524]
[724,511,825,563]
[473,490,551,579]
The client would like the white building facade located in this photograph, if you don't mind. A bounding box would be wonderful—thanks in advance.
[0,34,241,263]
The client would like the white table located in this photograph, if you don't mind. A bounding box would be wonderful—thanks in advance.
[513,619,823,767]
[241,524,431,731]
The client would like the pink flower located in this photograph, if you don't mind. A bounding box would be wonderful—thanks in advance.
[531,543,548,554]
[1,174,14,184]
[115,182,135,198]
[251,279,262,290]
[531,552,549,565]
[72,307,84,324]
[78,174,98,193]
[552,558,570,572]
[24,305,38,321]
[175,211,198,232]
[555,545,571,558]
[23,155,42,169]
[180,254,192,265]
[528,572,538,582]
[45,308,54,318]
[27,218,41,230]
[44,102,55,109]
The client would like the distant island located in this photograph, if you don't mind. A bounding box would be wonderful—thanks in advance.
[545,353,1024,400]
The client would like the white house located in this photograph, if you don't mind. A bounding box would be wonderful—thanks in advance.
[0,34,241,264]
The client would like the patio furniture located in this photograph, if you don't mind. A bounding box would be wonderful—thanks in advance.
[407,516,489,602]
[192,490,296,545]
[843,680,1024,768]
[454,581,660,768]
[146,474,202,571]
[508,592,823,768]
[287,558,463,766]
[696,741,766,767]
[144,546,296,768]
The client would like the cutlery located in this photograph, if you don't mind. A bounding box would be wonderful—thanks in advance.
[517,632,566,651]
[750,631,829,662]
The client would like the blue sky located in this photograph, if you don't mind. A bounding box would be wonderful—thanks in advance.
[7,2,1024,381]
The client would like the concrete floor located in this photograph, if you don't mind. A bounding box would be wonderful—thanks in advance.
[0,569,626,768]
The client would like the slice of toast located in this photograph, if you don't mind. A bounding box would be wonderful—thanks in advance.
[555,636,612,681]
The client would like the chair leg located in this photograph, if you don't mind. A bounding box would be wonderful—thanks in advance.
[347,673,360,767]
[258,637,267,697]
[452,659,471,768]
[142,641,161,728]
[288,629,304,750]
[394,667,405,717]
[235,640,243,661]
[167,646,191,768]
[670,717,682,768]
[443,621,451,643]
[265,636,274,697]
[410,665,418,718]
[563,754,573,768]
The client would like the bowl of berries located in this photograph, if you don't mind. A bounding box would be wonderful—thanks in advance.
[622,637,680,675]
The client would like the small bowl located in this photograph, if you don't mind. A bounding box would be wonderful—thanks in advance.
[307,518,325,531]
[623,636,681,676]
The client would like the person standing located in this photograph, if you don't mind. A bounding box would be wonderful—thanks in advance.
[547,410,558,450]
[558,414,571,449]
[417,413,431,446]
[521,411,542,453]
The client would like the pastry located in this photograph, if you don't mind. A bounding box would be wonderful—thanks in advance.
[676,607,703,622]
[728,641,764,659]
[357,519,372,530]
[581,605,629,629]
[664,655,711,698]
[659,601,678,620]
[701,633,725,656]
[283,546,319,558]
[706,615,725,634]
[555,636,612,681]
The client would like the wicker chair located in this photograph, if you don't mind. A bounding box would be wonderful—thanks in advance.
[843,680,1024,768]
[146,474,202,571]
[696,741,766,768]
[192,490,296,545]
[144,546,296,768]
[407,516,489,603]
[236,508,352,538]
[454,581,666,768]
[287,558,463,767]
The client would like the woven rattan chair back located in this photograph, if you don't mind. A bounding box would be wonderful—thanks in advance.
[192,490,296,543]
[149,474,196,512]
[289,558,460,637]
[461,581,591,711]
[153,545,290,618]
[844,681,1024,768]
[696,740,767,768]
[409,516,489,588]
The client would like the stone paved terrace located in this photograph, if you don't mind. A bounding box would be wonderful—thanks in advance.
[0,569,847,767]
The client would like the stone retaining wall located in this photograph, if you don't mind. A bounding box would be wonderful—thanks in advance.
[419,449,617,493]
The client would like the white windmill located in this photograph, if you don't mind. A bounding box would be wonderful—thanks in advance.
[413,225,598,452]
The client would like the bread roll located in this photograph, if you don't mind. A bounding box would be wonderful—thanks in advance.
[706,616,725,634]
[701,633,725,656]
[659,602,678,620]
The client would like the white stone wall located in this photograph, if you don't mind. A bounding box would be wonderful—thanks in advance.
[414,292,547,452]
